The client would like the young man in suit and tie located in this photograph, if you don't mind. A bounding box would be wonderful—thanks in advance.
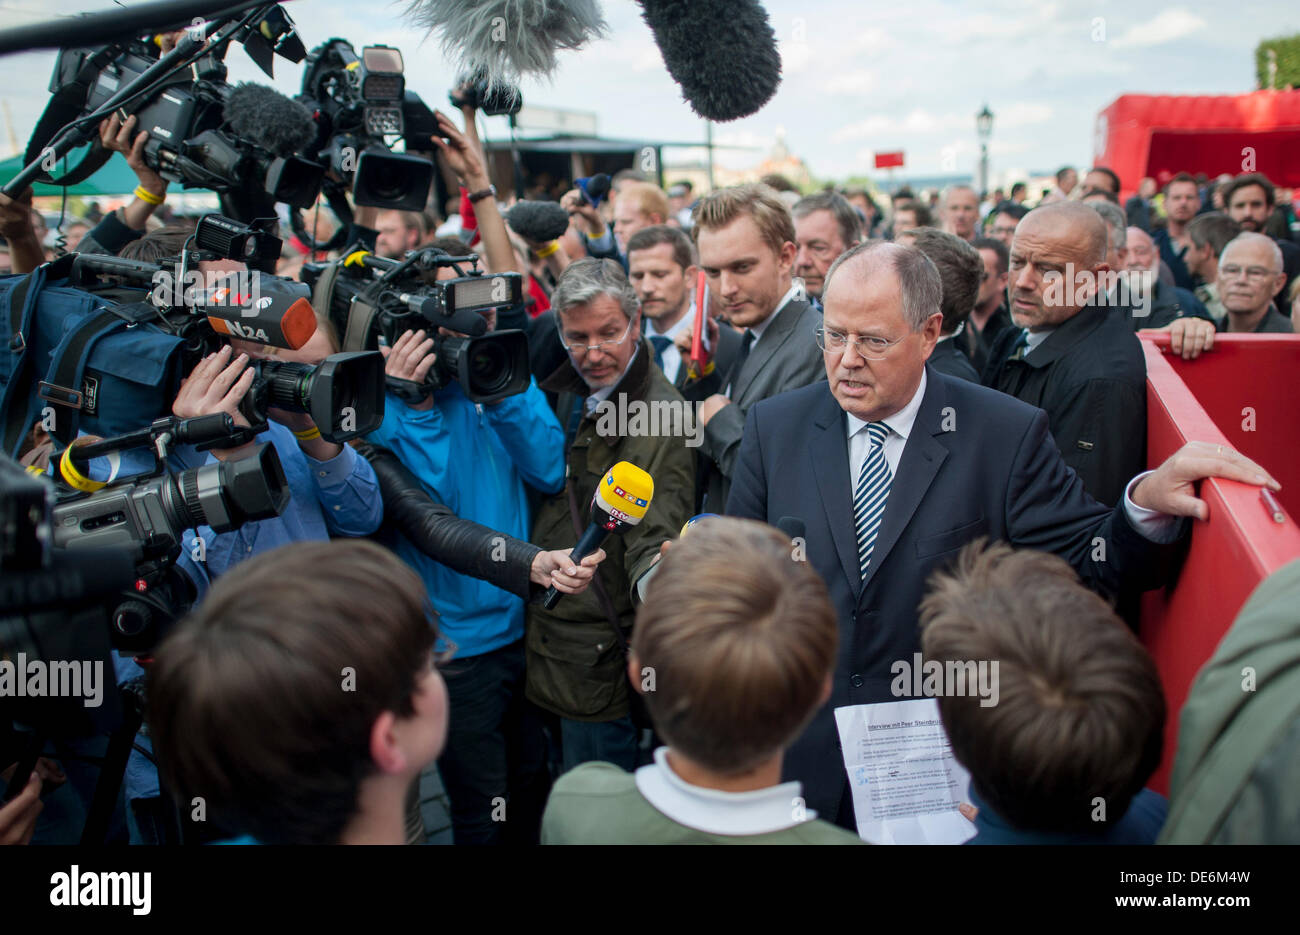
[726,240,1281,830]
[691,183,826,510]
[626,225,742,403]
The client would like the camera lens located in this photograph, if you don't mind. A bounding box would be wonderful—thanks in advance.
[469,340,508,394]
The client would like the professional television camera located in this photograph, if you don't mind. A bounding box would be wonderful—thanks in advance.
[302,246,531,405]
[9,4,325,222]
[48,413,289,652]
[62,214,386,446]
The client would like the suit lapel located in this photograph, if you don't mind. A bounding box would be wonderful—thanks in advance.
[734,299,805,403]
[860,369,950,593]
[808,388,861,593]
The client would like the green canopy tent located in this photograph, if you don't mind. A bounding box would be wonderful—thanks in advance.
[0,145,141,196]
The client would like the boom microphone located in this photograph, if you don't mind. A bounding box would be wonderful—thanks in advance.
[637,0,782,121]
[542,460,654,610]
[505,200,572,243]
[401,0,609,84]
[224,82,317,157]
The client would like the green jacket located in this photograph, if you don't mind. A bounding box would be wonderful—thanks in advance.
[1159,558,1300,844]
[527,339,697,721]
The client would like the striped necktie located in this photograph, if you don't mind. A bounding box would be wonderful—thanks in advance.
[1008,329,1030,361]
[854,422,892,580]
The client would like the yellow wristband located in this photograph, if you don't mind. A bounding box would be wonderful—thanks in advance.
[134,185,164,206]
[59,444,107,493]
[534,240,560,258]
[293,425,322,441]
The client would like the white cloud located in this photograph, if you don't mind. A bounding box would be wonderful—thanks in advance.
[824,70,876,96]
[1110,9,1208,49]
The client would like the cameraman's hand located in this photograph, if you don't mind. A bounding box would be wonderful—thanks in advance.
[430,110,488,190]
[381,330,438,412]
[99,113,166,198]
[560,189,605,237]
[174,346,255,459]
[531,548,607,593]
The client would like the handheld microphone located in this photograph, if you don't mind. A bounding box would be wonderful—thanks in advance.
[542,461,654,610]
[575,174,611,209]
[202,270,318,350]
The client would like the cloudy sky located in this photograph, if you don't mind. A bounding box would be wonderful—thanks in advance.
[1,0,1296,185]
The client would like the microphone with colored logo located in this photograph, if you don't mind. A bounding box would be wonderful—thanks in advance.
[200,270,319,350]
[542,461,654,610]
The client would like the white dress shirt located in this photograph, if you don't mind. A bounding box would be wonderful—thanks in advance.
[645,305,694,385]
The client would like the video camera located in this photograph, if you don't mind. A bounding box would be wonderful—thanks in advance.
[12,5,324,222]
[298,39,437,214]
[68,213,385,445]
[303,247,531,405]
[49,413,290,652]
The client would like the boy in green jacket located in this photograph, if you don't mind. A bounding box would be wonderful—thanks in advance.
[542,517,864,844]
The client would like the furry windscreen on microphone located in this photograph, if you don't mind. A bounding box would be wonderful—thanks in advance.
[638,0,782,121]
[225,83,317,157]
[401,0,609,84]
[505,200,572,242]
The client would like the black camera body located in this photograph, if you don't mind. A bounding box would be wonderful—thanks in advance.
[237,352,386,444]
[68,44,323,210]
[303,248,531,405]
[299,39,434,212]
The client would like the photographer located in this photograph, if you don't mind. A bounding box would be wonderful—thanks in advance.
[367,284,565,843]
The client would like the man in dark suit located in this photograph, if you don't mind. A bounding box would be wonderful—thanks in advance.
[692,183,825,510]
[982,204,1147,507]
[726,240,1279,830]
[626,225,742,403]
[894,227,981,383]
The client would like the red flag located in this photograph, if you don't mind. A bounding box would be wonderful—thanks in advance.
[874,151,905,169]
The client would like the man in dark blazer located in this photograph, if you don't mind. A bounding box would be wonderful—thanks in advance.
[727,241,1280,831]
[982,204,1147,507]
[895,227,981,383]
[626,224,743,404]
[691,183,825,510]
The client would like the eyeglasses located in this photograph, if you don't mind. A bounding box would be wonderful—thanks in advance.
[1219,264,1278,282]
[559,318,635,355]
[816,325,906,360]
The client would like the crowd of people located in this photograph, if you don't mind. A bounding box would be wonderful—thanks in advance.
[2,89,1297,847]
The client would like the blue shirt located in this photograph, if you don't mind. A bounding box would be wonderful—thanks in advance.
[965,787,1168,845]
[367,377,564,658]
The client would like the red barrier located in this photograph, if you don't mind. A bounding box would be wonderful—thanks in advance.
[1139,333,1300,792]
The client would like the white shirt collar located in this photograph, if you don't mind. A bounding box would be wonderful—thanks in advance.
[646,304,695,341]
[1024,327,1052,351]
[749,282,803,343]
[634,747,816,835]
[846,368,927,442]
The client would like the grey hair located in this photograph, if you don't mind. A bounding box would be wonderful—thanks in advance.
[1087,201,1127,253]
[551,257,639,321]
[824,241,943,331]
[793,191,863,249]
[1223,231,1284,272]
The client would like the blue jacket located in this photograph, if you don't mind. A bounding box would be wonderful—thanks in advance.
[367,378,564,658]
[965,788,1168,844]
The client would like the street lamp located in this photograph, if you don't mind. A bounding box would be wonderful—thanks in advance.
[976,104,994,196]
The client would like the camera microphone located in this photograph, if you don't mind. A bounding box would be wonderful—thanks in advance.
[542,461,654,610]
[202,270,319,350]
[224,83,317,157]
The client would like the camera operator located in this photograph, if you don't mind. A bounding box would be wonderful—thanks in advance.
[366,235,567,842]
